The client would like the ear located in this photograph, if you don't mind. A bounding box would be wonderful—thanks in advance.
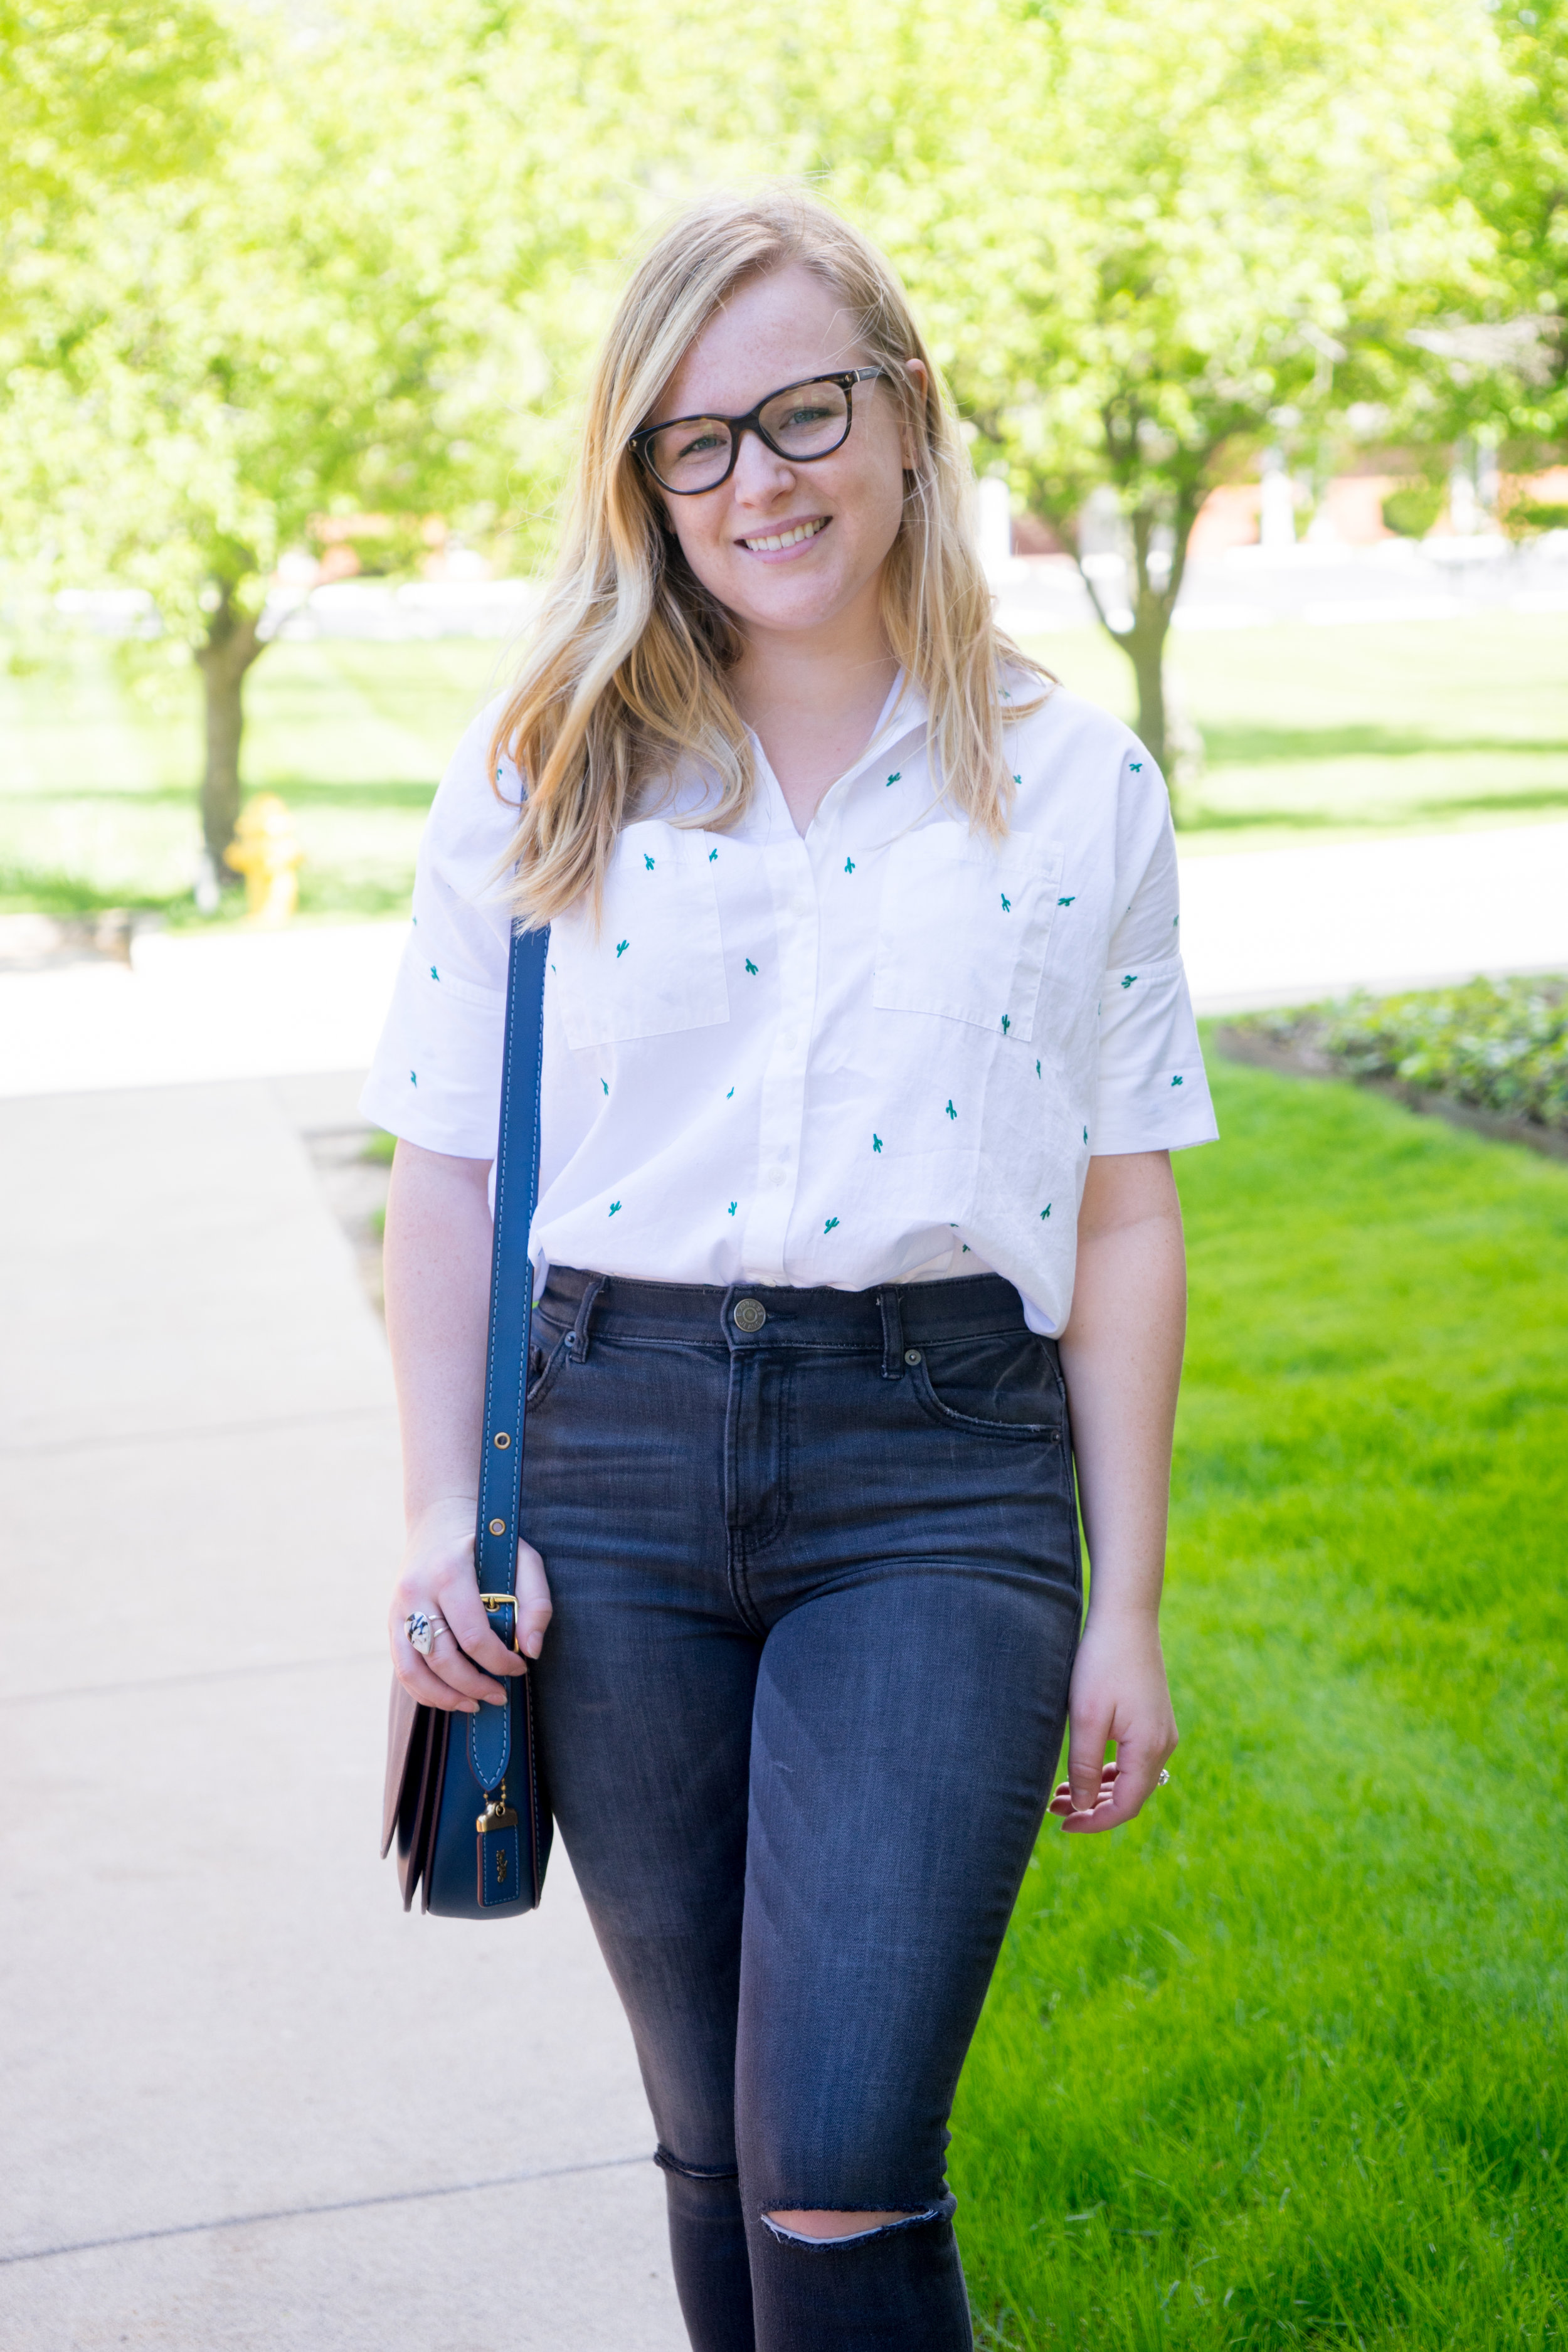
[899,357,930,472]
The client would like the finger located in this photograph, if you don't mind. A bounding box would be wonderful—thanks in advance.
[439,1587,526,1684]
[1094,1740,1165,1821]
[1066,1713,1112,1813]
[393,1638,479,1714]
[514,1539,553,1660]
[1047,1761,1121,1816]
[424,1625,511,1708]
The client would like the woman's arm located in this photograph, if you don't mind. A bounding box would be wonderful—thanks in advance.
[1053,1148,1184,1831]
[383,1138,552,1712]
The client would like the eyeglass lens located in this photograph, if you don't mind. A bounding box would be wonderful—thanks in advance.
[647,379,853,491]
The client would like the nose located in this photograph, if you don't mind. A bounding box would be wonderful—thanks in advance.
[729,426,797,506]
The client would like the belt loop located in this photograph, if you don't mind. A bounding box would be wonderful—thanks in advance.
[567,1273,608,1365]
[878,1285,906,1380]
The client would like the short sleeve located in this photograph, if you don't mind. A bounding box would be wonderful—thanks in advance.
[1091,750,1219,1155]
[358,701,520,1158]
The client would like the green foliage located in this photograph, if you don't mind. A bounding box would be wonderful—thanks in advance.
[1248,975,1568,1131]
[954,1060,1568,2348]
[1380,478,1446,536]
[1504,499,1568,538]
[1449,0,1568,440]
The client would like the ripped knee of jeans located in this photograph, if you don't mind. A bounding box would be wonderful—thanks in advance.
[761,2205,942,2249]
[655,2143,739,2184]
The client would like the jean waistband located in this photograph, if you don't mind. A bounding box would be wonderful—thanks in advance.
[537,1266,1046,1353]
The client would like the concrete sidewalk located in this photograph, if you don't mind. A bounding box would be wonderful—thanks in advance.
[0,1074,686,2350]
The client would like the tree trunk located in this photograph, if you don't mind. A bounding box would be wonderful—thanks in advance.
[196,595,264,866]
[1125,615,1169,775]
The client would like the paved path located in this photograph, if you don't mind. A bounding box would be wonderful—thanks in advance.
[0,1072,686,2351]
[1,821,1563,1102]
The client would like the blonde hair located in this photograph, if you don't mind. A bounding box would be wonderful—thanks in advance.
[492,183,1049,921]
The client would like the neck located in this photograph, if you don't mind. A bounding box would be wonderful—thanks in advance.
[729,593,898,834]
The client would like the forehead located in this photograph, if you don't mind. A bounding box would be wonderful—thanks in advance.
[658,263,867,419]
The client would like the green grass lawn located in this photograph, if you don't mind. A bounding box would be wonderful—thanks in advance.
[1,610,1565,919]
[1022,612,1568,847]
[953,1054,1568,2349]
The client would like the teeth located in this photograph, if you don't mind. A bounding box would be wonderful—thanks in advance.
[742,519,827,552]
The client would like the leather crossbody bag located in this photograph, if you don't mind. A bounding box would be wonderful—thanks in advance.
[380,922,554,1919]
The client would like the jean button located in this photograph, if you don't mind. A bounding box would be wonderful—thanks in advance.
[733,1298,768,1333]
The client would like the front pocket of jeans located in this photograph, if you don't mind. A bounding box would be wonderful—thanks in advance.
[525,1327,571,1411]
[551,820,731,1048]
[909,1332,1063,1441]
[872,825,1064,1042]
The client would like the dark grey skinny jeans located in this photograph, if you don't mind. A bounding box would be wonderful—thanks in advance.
[522,1267,1083,2352]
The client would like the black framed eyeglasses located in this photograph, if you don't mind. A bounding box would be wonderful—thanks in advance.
[629,369,886,495]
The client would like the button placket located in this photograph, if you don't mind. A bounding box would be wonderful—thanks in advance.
[738,838,821,1282]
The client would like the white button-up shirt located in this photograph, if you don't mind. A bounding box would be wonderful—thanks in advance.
[361,675,1217,1336]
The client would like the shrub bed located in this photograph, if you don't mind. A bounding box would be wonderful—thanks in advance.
[1235,973,1568,1136]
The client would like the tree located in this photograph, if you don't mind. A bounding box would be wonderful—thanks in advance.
[0,0,699,876]
[775,0,1500,783]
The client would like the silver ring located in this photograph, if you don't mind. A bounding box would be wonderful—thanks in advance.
[1157,1768,1170,1787]
[405,1609,447,1658]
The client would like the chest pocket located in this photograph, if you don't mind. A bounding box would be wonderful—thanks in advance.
[872,824,1064,1042]
[551,820,731,1049]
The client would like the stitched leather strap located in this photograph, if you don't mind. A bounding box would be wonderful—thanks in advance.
[469,922,549,1794]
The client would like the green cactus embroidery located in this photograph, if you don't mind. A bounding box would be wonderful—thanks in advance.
[1121,973,1136,988]
[945,1099,957,1121]
[1000,893,1012,913]
[1130,760,1143,771]
[1001,687,1012,701]
[644,853,655,871]
[726,1086,734,1099]
[1172,913,1179,926]
[728,1201,737,1216]
[1172,1073,1184,1086]
[1083,1126,1089,1143]
[430,965,439,980]
[744,958,758,975]
[608,1200,622,1216]
[872,1133,883,1153]
[1041,1203,1052,1219]
[601,1078,609,1095]
[1035,1059,1041,1078]
[844,857,856,874]
[616,940,629,957]
[1001,1014,1011,1034]
[1012,773,1022,785]
[709,847,719,862]
[1057,895,1076,907]
[410,1070,417,1086]
[886,770,901,786]
[824,1216,840,1234]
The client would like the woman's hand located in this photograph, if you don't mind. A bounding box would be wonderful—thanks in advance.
[1047,1610,1179,1833]
[389,1493,553,1714]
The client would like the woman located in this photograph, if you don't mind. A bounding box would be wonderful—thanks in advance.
[363,186,1217,2352]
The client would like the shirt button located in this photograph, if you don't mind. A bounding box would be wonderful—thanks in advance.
[764,1167,787,1189]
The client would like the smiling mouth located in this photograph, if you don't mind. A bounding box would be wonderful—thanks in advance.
[738,517,830,553]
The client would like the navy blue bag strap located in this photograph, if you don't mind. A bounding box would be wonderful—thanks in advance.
[474,922,550,1607]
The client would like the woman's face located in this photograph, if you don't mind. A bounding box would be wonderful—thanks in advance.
[644,263,923,647]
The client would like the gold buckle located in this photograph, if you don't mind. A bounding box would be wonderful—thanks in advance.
[478,1592,521,1656]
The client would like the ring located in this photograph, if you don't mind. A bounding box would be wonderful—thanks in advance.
[1157,1768,1170,1786]
[405,1609,447,1658]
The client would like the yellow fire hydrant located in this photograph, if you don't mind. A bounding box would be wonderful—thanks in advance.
[223,795,303,924]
